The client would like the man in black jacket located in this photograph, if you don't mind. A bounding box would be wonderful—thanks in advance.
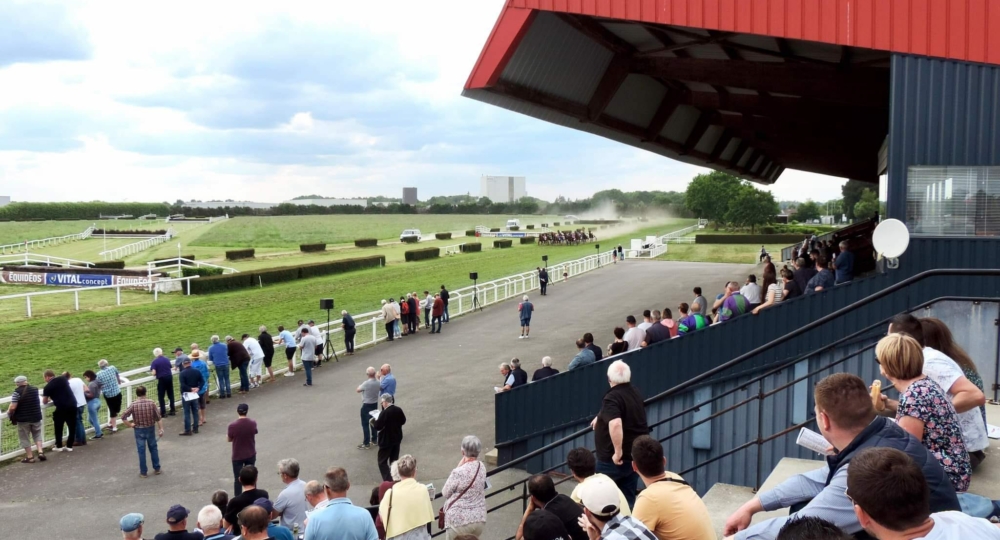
[9,375,46,462]
[258,326,275,383]
[342,310,357,355]
[178,358,205,436]
[407,294,419,334]
[516,474,587,540]
[440,285,450,322]
[373,393,406,481]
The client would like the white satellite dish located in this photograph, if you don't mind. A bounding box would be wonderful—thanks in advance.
[872,219,910,259]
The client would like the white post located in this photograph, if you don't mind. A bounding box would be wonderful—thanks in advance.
[74,291,79,311]
[26,296,31,318]
[458,295,463,314]
[154,287,159,302]
[116,286,121,306]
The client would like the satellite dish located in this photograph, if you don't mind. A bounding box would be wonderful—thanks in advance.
[872,219,910,259]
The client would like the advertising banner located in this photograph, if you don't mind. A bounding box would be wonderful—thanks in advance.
[0,271,46,285]
[0,271,156,289]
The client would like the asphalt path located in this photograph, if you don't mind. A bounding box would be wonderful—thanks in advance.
[0,259,754,540]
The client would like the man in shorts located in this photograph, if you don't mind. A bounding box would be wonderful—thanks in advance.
[276,325,297,376]
[96,359,125,432]
[9,375,46,463]
[518,295,534,339]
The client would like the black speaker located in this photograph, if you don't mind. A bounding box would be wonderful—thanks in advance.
[319,299,334,310]
[469,272,478,280]
[542,255,548,262]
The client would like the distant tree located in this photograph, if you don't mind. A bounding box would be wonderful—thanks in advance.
[685,171,743,227]
[853,189,880,221]
[795,200,822,222]
[725,183,779,233]
[842,180,871,221]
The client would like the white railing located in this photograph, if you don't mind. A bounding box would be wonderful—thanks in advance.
[0,275,199,318]
[147,257,238,278]
[442,243,465,256]
[209,214,229,223]
[658,224,699,243]
[99,230,174,260]
[0,226,95,255]
[0,252,95,268]
[626,222,701,259]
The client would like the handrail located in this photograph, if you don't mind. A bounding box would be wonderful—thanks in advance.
[0,252,96,268]
[0,226,95,254]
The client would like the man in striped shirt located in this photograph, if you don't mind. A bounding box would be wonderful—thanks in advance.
[96,359,125,432]
[120,385,164,478]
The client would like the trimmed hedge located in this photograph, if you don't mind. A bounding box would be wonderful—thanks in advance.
[553,222,560,226]
[694,234,809,244]
[526,224,535,229]
[181,266,224,277]
[401,236,420,244]
[92,260,126,269]
[465,230,476,237]
[93,229,166,235]
[250,266,301,285]
[490,227,500,232]
[435,232,452,240]
[519,237,536,244]
[298,255,385,279]
[494,239,513,248]
[461,242,482,253]
[189,273,255,294]
[404,247,440,262]
[189,255,386,294]
[226,249,255,260]
[153,255,195,267]
[509,226,520,231]
[355,238,378,248]
[300,243,326,253]
[576,219,620,225]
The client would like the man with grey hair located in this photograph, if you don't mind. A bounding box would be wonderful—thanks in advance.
[208,335,232,399]
[589,360,648,510]
[9,375,45,463]
[357,367,380,449]
[149,347,176,417]
[497,363,515,392]
[532,356,560,381]
[195,505,228,540]
[717,281,749,323]
[374,393,407,481]
[641,310,671,347]
[303,480,329,525]
[119,513,145,540]
[833,240,854,285]
[274,458,307,530]
[97,359,125,432]
[518,294,534,339]
[381,299,398,341]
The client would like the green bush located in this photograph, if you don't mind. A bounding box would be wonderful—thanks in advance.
[153,255,194,267]
[461,242,482,253]
[576,220,620,225]
[355,238,378,248]
[0,202,170,221]
[494,239,513,249]
[92,260,126,270]
[519,237,536,244]
[553,222,560,226]
[526,224,535,229]
[465,230,476,237]
[250,266,301,285]
[435,232,452,240]
[188,255,385,294]
[490,227,500,232]
[188,273,255,294]
[694,234,808,244]
[93,229,166,236]
[297,255,385,279]
[225,249,255,260]
[181,266,224,277]
[404,247,440,262]
[300,243,326,253]
[509,226,520,231]
[401,236,420,244]
[759,226,776,234]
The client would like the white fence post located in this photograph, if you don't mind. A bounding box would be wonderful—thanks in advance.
[25,296,31,318]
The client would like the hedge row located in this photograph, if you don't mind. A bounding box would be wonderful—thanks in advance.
[181,266,224,277]
[153,255,195,267]
[355,238,378,248]
[553,222,560,226]
[526,225,535,229]
[435,232,452,240]
[404,247,440,262]
[401,236,420,244]
[226,249,255,260]
[490,228,500,233]
[694,234,809,244]
[93,229,166,235]
[520,237,536,244]
[92,260,126,269]
[461,243,482,253]
[465,230,476,237]
[189,255,385,294]
[509,226,520,231]
[494,239,513,249]
[300,243,326,253]
[0,202,170,221]
[576,219,620,225]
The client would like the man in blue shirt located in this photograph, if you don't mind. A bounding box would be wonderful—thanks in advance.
[833,241,854,285]
[178,358,204,436]
[149,348,176,417]
[568,339,596,370]
[805,256,836,294]
[190,350,210,426]
[305,468,377,540]
[378,364,396,397]
[208,335,232,398]
[276,325,298,377]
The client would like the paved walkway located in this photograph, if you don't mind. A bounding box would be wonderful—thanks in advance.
[0,259,754,540]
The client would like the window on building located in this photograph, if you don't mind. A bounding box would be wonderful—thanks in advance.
[906,166,1000,236]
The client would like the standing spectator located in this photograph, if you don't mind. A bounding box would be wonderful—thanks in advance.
[539,267,549,296]
[431,294,445,334]
[510,358,529,388]
[242,333,265,389]
[569,340,597,371]
[717,282,750,322]
[374,394,406,482]
[342,311,357,355]
[391,299,403,338]
[82,370,103,440]
[630,436,715,540]
[173,347,190,371]
[357,367,380,449]
[608,328,628,357]
[659,309,678,339]
[498,363,516,392]
[637,310,653,332]
[590,361,648,510]
[274,458,308,531]
[96,359,125,432]
[793,257,816,295]
[298,328,318,387]
[150,348,176,417]
[304,467,377,540]
[584,333,603,361]
[258,326,275,384]
[623,316,644,351]
[442,436,488,540]
[691,288,708,317]
[178,358,204,436]
[153,505,201,540]
[379,364,397,397]
[516,474,586,540]
[228,403,258,495]
[189,351,210,427]
[440,285,450,322]
[226,336,251,394]
[740,275,763,311]
[411,291,422,330]
[407,293,420,335]
[805,256,835,294]
[780,267,802,301]
[423,291,434,328]
[120,385,164,477]
[752,272,786,315]
[762,256,777,290]
[120,513,146,540]
[378,455,435,540]
[833,241,854,285]
[577,476,656,540]
[66,371,88,446]
[42,369,78,453]
[307,320,324,364]
[677,303,708,336]
[568,448,632,516]
[224,465,269,532]
[196,506,232,540]
[276,325,298,376]
[10,375,46,463]
[372,461,401,540]
[399,296,411,336]
[532,357,559,382]
[641,311,671,346]
[381,300,398,341]
[518,295,534,339]
[209,336,232,398]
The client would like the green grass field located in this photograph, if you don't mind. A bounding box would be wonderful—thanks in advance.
[656,229,791,264]
[0,219,694,386]
[0,219,183,246]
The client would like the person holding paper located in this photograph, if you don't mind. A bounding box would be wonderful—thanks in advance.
[178,357,204,436]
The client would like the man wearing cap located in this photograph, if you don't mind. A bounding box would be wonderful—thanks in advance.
[577,476,656,540]
[9,375,46,463]
[120,385,164,477]
[173,347,190,371]
[228,404,258,494]
[178,357,204,436]
[120,513,145,540]
[153,505,203,540]
[251,498,295,540]
[190,350,210,427]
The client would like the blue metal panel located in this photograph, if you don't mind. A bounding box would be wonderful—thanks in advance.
[886,54,1000,221]
[691,386,712,451]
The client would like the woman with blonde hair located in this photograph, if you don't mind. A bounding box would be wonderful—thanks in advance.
[379,455,434,540]
[876,333,971,492]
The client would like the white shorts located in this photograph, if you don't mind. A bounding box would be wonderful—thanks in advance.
[249,357,263,377]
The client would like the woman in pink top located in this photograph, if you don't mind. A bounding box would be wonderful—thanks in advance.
[442,435,487,540]
[661,308,678,338]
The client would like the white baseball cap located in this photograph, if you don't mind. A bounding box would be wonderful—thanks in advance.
[578,476,620,517]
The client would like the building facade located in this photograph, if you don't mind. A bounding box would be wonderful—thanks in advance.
[480,175,526,203]
[0,196,10,208]
[402,187,418,205]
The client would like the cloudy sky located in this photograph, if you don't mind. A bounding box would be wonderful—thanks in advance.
[0,0,847,204]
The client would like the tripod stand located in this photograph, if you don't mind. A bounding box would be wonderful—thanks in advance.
[472,277,483,312]
[324,307,340,363]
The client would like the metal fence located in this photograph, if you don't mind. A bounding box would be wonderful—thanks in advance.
[0,276,200,318]
[0,252,96,268]
[0,226,95,254]
[146,257,238,278]
[99,230,175,260]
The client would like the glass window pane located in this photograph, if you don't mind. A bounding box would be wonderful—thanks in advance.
[906,166,1000,236]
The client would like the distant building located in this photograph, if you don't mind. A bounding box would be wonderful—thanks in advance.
[285,198,368,208]
[480,176,526,203]
[402,187,418,205]
[183,200,275,210]
[181,198,367,209]
[0,196,10,207]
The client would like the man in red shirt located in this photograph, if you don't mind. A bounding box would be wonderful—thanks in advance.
[228,403,258,495]
[431,294,445,334]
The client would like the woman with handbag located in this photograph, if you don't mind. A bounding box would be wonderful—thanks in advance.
[372,461,401,540]
[379,455,434,540]
[441,436,487,540]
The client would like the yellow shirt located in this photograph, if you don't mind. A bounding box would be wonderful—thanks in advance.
[569,473,631,516]
[632,472,715,540]
[379,478,435,538]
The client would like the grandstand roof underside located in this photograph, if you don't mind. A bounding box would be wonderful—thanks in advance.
[464,0,1000,186]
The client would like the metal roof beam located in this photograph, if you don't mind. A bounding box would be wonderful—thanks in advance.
[587,54,631,121]
[680,112,715,155]
[557,14,632,55]
[707,129,735,163]
[651,24,839,66]
[645,90,686,141]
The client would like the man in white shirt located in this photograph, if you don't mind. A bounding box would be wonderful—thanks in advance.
[623,316,645,352]
[740,275,763,309]
[242,333,265,389]
[847,447,1000,539]
[66,372,89,446]
[307,320,324,365]
[637,310,653,332]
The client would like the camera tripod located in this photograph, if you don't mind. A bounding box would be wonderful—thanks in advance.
[323,307,340,363]
[472,277,483,312]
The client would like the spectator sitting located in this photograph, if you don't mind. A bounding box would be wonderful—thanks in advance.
[211,491,229,519]
[921,317,988,443]
[805,256,835,294]
[235,505,274,540]
[305,467,378,540]
[273,458,308,530]
[153,505,200,540]
[371,460,401,540]
[379,455,435,540]
[775,517,848,540]
[516,474,587,540]
[659,309,677,339]
[847,447,1000,538]
[676,303,708,336]
[722,373,959,540]
[568,340,596,371]
[197,505,233,540]
[532,357,559,382]
[249,498,294,540]
[792,258,816,295]
[120,513,146,540]
[780,267,801,301]
[630,435,715,540]
[641,311,671,347]
[498,363,515,392]
[510,358,528,388]
[740,275,763,310]
[584,333,603,362]
[623,316,644,351]
[716,283,750,323]
[607,328,628,357]
[567,448,631,516]
[577,475,656,540]
[303,480,329,528]
[752,272,786,315]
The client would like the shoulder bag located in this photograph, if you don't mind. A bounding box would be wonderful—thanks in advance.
[438,462,482,529]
